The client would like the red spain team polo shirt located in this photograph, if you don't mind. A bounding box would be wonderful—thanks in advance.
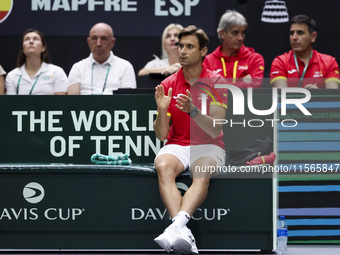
[270,50,340,88]
[160,67,228,149]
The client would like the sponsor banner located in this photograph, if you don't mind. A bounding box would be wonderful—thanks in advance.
[0,0,215,36]
[0,91,276,165]
[0,167,274,249]
[0,177,233,231]
[0,95,160,164]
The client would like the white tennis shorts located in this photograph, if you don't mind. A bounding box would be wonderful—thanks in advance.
[155,144,226,170]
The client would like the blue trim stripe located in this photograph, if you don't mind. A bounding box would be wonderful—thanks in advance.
[279,185,340,192]
[279,142,340,151]
[279,132,340,141]
[288,230,340,237]
[279,102,340,109]
[286,219,340,226]
[279,208,340,216]
[278,123,340,131]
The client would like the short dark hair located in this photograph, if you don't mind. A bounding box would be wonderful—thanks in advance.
[178,25,209,50]
[178,25,209,62]
[17,29,50,67]
[291,14,316,34]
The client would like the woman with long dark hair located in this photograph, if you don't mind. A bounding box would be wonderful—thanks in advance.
[5,29,68,95]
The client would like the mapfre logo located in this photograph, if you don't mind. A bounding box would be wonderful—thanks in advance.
[23,182,45,204]
[0,0,13,24]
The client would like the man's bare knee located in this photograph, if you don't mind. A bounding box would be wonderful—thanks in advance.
[155,161,173,180]
[191,156,219,178]
[192,177,210,187]
[155,154,184,181]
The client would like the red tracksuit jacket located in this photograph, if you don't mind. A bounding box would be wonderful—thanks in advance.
[203,45,264,88]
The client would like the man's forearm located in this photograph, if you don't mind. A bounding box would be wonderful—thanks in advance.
[153,109,170,141]
[190,106,225,139]
[272,79,288,88]
[325,80,339,89]
[67,83,81,95]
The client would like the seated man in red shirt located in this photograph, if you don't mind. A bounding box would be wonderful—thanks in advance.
[270,14,340,89]
[203,10,264,88]
[153,25,228,254]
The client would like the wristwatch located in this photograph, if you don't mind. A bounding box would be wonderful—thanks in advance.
[188,106,199,118]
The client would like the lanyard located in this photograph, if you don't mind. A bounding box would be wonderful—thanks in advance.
[293,51,313,87]
[16,74,41,95]
[91,63,111,94]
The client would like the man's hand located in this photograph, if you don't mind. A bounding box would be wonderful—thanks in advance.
[155,85,172,111]
[175,89,193,113]
[242,74,252,84]
[304,83,319,89]
[162,63,181,76]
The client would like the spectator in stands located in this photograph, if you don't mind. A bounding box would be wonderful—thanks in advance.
[270,14,340,89]
[0,65,5,94]
[5,29,68,95]
[153,25,228,254]
[203,10,264,88]
[138,23,183,77]
[68,22,136,94]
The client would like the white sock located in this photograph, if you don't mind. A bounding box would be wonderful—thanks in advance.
[172,211,190,229]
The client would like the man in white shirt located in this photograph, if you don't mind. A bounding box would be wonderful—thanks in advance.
[68,23,136,95]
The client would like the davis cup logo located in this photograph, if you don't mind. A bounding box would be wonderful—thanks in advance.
[23,182,45,204]
[0,0,13,24]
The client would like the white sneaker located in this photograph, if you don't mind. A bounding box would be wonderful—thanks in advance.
[154,224,182,253]
[172,226,199,254]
